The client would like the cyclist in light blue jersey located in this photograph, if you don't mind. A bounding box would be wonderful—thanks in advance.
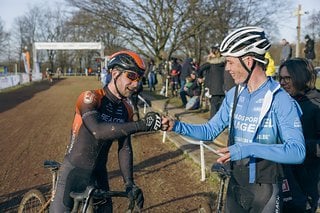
[162,26,305,213]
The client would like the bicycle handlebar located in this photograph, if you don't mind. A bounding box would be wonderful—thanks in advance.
[93,189,128,199]
[211,163,231,179]
[70,185,129,213]
[70,187,128,200]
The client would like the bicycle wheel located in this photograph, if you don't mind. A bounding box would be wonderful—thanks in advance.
[18,189,46,213]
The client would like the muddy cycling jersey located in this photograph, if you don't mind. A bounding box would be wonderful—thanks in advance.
[50,87,142,212]
[172,77,306,183]
[66,87,135,168]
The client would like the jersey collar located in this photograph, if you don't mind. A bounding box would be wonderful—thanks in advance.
[104,86,122,104]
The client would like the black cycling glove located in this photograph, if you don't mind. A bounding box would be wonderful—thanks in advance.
[125,184,144,210]
[136,112,162,132]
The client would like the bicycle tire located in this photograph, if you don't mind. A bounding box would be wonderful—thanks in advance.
[18,189,47,213]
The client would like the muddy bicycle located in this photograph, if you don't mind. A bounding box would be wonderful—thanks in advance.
[18,160,139,212]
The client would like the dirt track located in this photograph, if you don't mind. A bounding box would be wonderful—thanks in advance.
[0,76,219,212]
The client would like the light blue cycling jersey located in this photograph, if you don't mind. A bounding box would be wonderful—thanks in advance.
[173,77,306,183]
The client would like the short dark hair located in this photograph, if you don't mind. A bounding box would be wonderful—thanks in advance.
[210,45,219,52]
[279,58,316,91]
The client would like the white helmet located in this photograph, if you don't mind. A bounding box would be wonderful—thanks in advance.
[220,26,270,64]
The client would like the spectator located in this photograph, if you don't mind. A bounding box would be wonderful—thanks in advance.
[192,58,199,71]
[169,57,181,96]
[49,50,162,212]
[280,39,293,63]
[46,68,53,83]
[180,57,194,93]
[223,66,236,93]
[147,59,157,92]
[198,45,227,118]
[100,66,108,86]
[97,66,101,81]
[130,80,144,121]
[105,68,112,86]
[88,67,93,75]
[179,71,202,110]
[162,26,305,213]
[159,60,169,96]
[279,58,320,213]
[304,34,316,64]
[265,51,276,78]
[42,68,46,80]
[56,67,62,79]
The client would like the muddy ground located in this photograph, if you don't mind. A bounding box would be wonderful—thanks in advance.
[0,76,220,212]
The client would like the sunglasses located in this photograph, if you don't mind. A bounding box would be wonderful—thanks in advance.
[123,71,141,82]
[279,76,291,83]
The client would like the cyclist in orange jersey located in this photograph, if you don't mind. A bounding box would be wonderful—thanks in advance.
[50,50,162,212]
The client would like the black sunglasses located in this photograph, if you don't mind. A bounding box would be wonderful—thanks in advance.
[279,76,292,83]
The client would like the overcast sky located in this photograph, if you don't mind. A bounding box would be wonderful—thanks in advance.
[0,0,319,44]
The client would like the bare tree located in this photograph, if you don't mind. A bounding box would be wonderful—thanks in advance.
[10,5,52,72]
[0,18,10,60]
[3,0,290,71]
[64,10,121,70]
[180,0,288,63]
[11,16,37,72]
[66,0,287,65]
[66,0,203,63]
[306,11,320,40]
[35,5,70,70]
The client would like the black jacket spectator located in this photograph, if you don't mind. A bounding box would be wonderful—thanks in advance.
[198,51,235,118]
[199,59,225,96]
[180,58,194,92]
[304,35,316,61]
[180,58,194,80]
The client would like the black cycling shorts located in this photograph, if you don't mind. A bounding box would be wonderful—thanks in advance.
[225,175,282,213]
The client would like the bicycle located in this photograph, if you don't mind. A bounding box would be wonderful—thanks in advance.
[211,163,231,213]
[18,160,139,212]
[18,160,61,213]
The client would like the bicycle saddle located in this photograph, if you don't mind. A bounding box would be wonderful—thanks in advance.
[43,160,61,170]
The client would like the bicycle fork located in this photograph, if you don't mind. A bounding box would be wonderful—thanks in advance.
[217,175,227,213]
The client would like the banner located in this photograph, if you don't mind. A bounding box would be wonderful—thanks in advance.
[22,51,31,74]
[0,75,20,89]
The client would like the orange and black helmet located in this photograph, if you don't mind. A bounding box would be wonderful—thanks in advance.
[107,50,145,76]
